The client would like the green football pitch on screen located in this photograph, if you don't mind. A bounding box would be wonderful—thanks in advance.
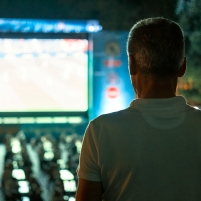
[0,38,88,112]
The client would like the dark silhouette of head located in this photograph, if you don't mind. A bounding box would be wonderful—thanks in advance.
[127,17,185,81]
[127,17,186,98]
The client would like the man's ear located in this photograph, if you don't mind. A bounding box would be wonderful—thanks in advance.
[129,54,137,76]
[178,57,187,78]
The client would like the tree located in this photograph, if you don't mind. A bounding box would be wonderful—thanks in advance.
[177,0,201,105]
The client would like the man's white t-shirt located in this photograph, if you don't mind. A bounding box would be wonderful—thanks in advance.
[77,96,201,201]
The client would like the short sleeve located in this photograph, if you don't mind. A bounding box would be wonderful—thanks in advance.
[76,121,101,182]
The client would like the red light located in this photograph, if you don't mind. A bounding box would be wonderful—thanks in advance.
[106,87,119,98]
[104,60,122,68]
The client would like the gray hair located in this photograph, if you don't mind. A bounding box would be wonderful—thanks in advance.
[127,17,185,80]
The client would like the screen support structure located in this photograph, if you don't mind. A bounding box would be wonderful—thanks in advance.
[88,33,94,121]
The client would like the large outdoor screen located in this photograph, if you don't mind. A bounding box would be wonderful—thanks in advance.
[0,38,88,112]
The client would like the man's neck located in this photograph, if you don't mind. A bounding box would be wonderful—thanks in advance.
[137,90,176,99]
[136,78,177,99]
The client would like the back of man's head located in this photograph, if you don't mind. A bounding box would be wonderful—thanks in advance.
[127,17,185,81]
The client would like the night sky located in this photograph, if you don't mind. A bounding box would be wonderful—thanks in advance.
[0,0,178,30]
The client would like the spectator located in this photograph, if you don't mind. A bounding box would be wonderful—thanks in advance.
[76,17,201,201]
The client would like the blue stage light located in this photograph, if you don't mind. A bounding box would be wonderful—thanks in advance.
[0,19,102,33]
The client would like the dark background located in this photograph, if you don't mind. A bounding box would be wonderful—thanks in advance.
[0,0,177,30]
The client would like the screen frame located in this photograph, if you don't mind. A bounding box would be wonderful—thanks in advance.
[0,32,89,119]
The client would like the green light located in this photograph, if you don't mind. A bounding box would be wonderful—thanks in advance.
[35,117,53,123]
[68,117,82,124]
[3,118,19,124]
[53,117,68,123]
[19,117,35,124]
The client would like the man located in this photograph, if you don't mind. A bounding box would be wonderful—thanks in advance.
[76,17,201,201]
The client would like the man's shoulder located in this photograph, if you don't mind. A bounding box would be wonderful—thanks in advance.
[186,104,201,113]
[186,104,201,118]
[91,108,129,125]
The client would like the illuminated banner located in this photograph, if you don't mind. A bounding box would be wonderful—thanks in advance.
[92,31,135,119]
[0,19,102,33]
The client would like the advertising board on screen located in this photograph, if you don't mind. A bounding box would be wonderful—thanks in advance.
[0,38,88,112]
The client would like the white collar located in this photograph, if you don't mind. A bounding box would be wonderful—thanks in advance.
[129,95,187,110]
[129,96,187,129]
